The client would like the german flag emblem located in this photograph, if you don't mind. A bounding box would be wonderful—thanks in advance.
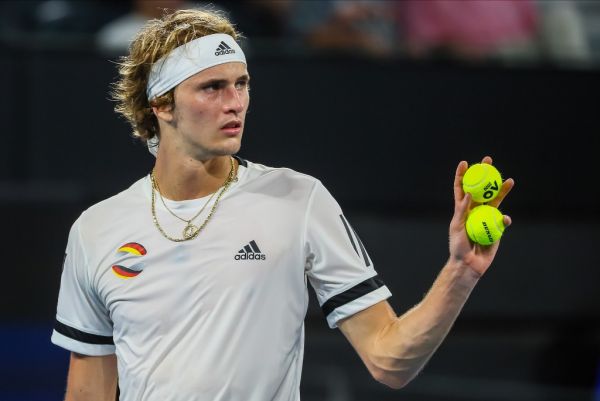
[112,265,142,279]
[112,242,147,279]
[117,242,147,256]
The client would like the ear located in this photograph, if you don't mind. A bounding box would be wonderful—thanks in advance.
[152,103,174,123]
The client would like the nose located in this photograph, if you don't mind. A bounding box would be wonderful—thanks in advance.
[223,85,245,114]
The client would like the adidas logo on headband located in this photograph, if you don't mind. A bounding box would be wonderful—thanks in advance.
[215,41,235,56]
[147,33,247,101]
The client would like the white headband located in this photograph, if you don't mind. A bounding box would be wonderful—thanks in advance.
[147,33,246,100]
[146,33,246,156]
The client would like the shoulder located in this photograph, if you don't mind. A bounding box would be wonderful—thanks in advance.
[75,177,148,242]
[236,159,330,206]
[241,159,323,195]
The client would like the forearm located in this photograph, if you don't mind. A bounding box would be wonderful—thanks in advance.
[64,353,118,401]
[340,158,513,389]
[371,259,480,387]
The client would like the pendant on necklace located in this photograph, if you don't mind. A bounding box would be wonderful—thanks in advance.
[183,223,199,239]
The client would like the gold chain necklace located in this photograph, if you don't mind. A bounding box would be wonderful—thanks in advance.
[150,157,236,242]
[156,178,217,225]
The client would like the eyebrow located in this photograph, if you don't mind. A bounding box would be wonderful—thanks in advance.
[197,74,251,86]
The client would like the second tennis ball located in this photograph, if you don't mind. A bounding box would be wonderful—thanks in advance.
[462,163,502,203]
[465,205,505,245]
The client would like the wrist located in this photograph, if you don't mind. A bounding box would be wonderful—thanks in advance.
[444,257,483,286]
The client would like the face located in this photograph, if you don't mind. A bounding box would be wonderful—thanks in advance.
[155,62,250,160]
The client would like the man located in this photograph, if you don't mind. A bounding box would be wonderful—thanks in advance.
[51,8,514,401]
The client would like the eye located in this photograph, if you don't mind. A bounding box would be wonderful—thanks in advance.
[235,80,249,91]
[202,82,222,92]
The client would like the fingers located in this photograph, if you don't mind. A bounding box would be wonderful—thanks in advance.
[488,177,515,208]
[453,160,469,203]
[503,214,512,228]
[455,155,513,210]
[454,192,472,224]
[463,156,513,209]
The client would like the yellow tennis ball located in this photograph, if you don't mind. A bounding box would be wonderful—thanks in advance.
[465,205,505,245]
[462,163,502,203]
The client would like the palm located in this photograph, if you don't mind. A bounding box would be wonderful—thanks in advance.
[449,156,514,276]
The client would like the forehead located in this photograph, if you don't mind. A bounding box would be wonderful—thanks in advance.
[183,62,249,84]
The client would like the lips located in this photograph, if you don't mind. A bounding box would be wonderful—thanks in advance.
[221,120,242,136]
[221,120,241,129]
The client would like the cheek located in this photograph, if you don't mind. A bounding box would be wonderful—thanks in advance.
[179,98,211,121]
[242,92,251,111]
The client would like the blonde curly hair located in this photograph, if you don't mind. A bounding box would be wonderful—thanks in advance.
[112,9,241,142]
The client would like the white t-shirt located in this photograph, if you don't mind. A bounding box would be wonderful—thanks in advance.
[51,159,392,401]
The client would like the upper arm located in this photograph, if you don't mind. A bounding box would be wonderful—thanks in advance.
[338,300,397,378]
[304,181,392,328]
[65,352,118,401]
[52,218,115,356]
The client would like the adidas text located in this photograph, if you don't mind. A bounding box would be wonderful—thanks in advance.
[215,49,235,56]
[235,253,266,261]
[215,41,235,56]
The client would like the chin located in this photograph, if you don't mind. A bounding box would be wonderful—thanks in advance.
[221,138,243,155]
[205,140,242,158]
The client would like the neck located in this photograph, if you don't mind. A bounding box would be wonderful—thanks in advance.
[153,154,235,201]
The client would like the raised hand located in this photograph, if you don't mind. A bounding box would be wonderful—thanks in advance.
[448,156,515,276]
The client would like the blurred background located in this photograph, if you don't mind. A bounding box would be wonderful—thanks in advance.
[1,0,599,400]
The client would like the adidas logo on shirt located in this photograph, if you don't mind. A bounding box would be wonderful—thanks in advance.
[235,240,266,260]
[215,41,235,56]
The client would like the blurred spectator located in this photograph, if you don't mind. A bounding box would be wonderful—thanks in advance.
[537,0,591,64]
[227,0,290,39]
[394,0,539,61]
[286,0,397,57]
[2,0,599,65]
[0,0,126,48]
[96,0,187,54]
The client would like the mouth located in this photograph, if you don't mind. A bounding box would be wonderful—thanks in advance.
[220,120,242,136]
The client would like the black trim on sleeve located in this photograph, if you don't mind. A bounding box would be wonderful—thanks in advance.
[339,215,359,256]
[350,224,372,267]
[340,214,371,267]
[232,155,248,167]
[321,276,385,317]
[54,320,114,345]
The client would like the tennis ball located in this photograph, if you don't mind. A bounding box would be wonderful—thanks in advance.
[462,163,502,203]
[465,205,505,245]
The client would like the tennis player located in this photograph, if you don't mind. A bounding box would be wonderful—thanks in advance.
[51,8,514,401]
